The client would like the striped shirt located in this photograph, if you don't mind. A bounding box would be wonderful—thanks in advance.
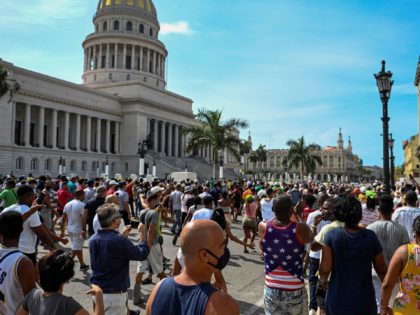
[261,221,305,290]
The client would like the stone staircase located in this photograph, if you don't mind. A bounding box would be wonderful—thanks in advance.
[146,152,238,181]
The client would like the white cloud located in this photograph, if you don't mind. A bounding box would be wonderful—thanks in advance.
[0,0,88,26]
[160,21,194,35]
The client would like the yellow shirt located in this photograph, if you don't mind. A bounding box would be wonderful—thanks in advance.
[394,243,420,315]
[314,221,345,245]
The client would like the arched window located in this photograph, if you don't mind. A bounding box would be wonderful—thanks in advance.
[114,20,120,30]
[44,159,51,171]
[149,28,153,37]
[81,161,87,172]
[16,157,24,170]
[70,160,76,172]
[139,24,144,34]
[126,21,132,31]
[103,21,108,31]
[96,24,99,32]
[30,158,38,171]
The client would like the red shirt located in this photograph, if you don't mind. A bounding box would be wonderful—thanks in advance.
[303,207,315,222]
[126,182,133,199]
[107,188,116,196]
[57,189,73,212]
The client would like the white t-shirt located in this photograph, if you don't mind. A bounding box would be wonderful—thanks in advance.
[63,199,85,233]
[3,204,41,254]
[260,198,274,222]
[392,206,420,239]
[92,214,125,235]
[192,208,213,221]
[306,210,330,259]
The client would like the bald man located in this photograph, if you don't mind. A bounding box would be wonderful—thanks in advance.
[146,220,239,315]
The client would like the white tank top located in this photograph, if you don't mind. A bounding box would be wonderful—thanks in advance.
[0,246,25,315]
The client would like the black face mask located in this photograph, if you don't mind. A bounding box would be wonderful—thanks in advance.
[205,247,230,270]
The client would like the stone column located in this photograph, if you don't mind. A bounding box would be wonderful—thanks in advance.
[139,46,143,71]
[146,48,150,73]
[123,44,127,69]
[168,123,173,157]
[115,122,120,154]
[86,116,91,151]
[153,120,158,152]
[96,118,101,152]
[24,103,31,146]
[51,109,57,149]
[114,43,118,68]
[63,112,69,150]
[106,43,110,68]
[106,120,111,153]
[181,127,185,157]
[160,121,166,155]
[75,114,81,150]
[174,125,179,157]
[131,45,135,70]
[99,44,103,69]
[93,45,97,69]
[38,106,44,147]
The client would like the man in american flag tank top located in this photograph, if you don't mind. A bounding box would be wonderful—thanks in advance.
[259,196,313,315]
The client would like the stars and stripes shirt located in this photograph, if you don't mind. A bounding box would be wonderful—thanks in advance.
[261,220,305,290]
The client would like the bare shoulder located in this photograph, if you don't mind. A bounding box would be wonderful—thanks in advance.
[146,279,166,315]
[205,291,239,315]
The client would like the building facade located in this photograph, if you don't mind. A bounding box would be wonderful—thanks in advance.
[0,0,239,179]
[403,56,420,178]
[246,129,361,182]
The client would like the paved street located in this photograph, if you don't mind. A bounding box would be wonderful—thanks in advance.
[39,220,267,315]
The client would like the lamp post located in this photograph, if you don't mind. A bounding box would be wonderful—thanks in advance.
[105,157,109,179]
[219,150,224,179]
[96,160,100,178]
[374,60,394,195]
[62,159,66,175]
[152,159,157,178]
[138,134,152,177]
[185,161,188,172]
[58,157,63,175]
[389,133,395,190]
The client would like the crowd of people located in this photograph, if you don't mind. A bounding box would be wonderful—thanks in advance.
[0,173,419,315]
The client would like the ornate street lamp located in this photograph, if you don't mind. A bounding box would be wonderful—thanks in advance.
[374,60,394,194]
[152,159,157,178]
[389,133,395,190]
[96,160,100,178]
[185,161,188,172]
[105,156,109,179]
[58,156,63,175]
[137,134,153,177]
[219,150,224,179]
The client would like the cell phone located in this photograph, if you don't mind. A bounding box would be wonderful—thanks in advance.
[36,193,45,205]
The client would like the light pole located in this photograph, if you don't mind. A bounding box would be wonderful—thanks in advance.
[374,60,394,195]
[62,159,66,175]
[185,161,188,172]
[389,133,395,190]
[105,157,109,179]
[96,160,100,178]
[152,159,157,178]
[138,134,152,177]
[58,156,63,175]
[219,150,224,179]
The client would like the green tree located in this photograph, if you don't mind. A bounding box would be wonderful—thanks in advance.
[183,108,248,178]
[248,144,267,177]
[286,136,322,179]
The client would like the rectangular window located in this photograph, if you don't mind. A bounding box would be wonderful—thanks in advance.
[112,55,115,68]
[14,121,22,145]
[43,125,48,146]
[125,163,128,171]
[101,56,106,68]
[29,123,35,146]
[126,56,131,70]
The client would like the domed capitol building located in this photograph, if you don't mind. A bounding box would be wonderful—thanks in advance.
[0,0,239,179]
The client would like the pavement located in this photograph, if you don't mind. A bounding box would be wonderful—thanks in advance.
[39,220,268,315]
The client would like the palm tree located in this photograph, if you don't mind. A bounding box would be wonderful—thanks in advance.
[183,108,248,178]
[255,144,268,172]
[286,136,322,180]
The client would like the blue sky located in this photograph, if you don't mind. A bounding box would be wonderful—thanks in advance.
[0,0,419,166]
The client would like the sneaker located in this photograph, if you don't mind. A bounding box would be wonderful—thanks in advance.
[309,309,317,315]
[133,283,142,306]
[80,265,90,271]
[172,235,178,246]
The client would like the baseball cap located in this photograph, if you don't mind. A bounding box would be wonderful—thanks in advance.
[109,180,118,186]
[147,186,164,199]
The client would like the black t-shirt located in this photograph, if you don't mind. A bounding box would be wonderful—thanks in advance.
[23,289,83,315]
[85,197,105,234]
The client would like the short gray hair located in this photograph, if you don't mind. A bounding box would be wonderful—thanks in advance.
[97,204,120,228]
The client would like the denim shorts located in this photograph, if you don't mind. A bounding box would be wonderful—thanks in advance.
[264,286,308,315]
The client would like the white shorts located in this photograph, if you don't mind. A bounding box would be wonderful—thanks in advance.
[137,243,163,274]
[93,292,127,315]
[69,231,84,251]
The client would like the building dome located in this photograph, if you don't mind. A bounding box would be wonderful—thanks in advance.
[82,0,167,89]
[97,0,157,20]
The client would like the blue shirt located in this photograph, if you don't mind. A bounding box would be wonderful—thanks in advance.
[324,228,382,315]
[89,229,149,291]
